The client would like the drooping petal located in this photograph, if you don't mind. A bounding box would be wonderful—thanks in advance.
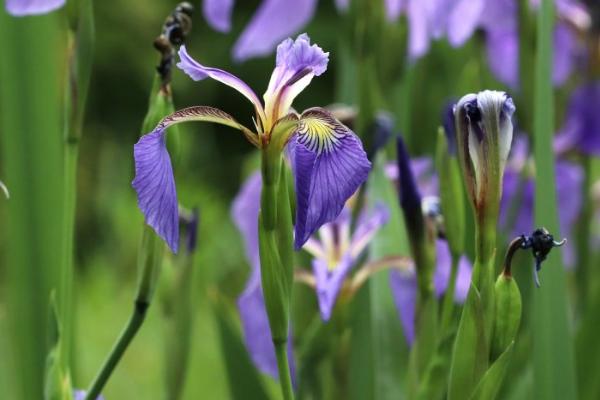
[349,203,390,258]
[312,255,355,321]
[232,172,263,270]
[288,108,371,249]
[5,0,64,16]
[177,46,266,123]
[389,269,417,345]
[202,0,235,32]
[407,0,432,60]
[263,34,329,122]
[133,106,252,253]
[232,0,318,62]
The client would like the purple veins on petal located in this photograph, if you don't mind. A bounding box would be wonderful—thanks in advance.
[202,0,235,32]
[132,128,179,253]
[288,108,371,249]
[5,0,65,16]
[232,0,318,62]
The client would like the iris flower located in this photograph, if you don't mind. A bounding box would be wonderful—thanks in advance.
[5,0,65,16]
[133,33,371,252]
[202,0,483,62]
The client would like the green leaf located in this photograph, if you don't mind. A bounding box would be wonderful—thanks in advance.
[448,283,488,400]
[211,295,271,400]
[415,328,457,400]
[469,342,515,400]
[531,0,577,398]
[408,296,439,397]
[348,154,409,400]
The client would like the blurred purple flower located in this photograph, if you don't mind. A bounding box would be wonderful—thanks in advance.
[202,0,318,61]
[133,34,370,252]
[5,0,64,16]
[303,203,390,320]
[554,81,600,156]
[481,0,589,88]
[500,136,583,267]
[231,171,296,379]
[73,390,103,400]
[390,240,472,344]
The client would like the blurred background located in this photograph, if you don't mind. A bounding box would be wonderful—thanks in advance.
[1,0,599,399]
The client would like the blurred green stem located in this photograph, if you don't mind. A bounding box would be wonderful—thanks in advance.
[275,342,295,400]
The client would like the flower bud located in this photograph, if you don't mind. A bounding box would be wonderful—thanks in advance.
[454,91,515,214]
[491,273,522,360]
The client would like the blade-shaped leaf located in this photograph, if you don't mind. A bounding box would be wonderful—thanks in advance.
[469,342,515,400]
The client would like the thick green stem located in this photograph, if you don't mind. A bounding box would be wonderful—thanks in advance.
[84,300,149,400]
[275,341,295,400]
[440,255,460,332]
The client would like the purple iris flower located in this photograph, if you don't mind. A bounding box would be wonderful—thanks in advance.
[500,136,583,267]
[554,81,600,156]
[5,0,65,16]
[385,158,472,345]
[73,390,104,400]
[302,202,390,321]
[132,34,370,252]
[481,0,589,88]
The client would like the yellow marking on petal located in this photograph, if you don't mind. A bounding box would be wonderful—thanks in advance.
[297,111,346,154]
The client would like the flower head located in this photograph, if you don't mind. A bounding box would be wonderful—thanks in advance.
[454,90,515,212]
[5,0,64,16]
[304,203,390,320]
[133,34,370,253]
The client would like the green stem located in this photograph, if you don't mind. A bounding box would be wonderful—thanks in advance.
[275,341,295,400]
[84,299,149,400]
[440,255,460,332]
[60,135,78,371]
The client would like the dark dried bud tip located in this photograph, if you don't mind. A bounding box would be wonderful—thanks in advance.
[520,228,566,288]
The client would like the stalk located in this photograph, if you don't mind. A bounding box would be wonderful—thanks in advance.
[275,342,295,400]
[440,255,460,332]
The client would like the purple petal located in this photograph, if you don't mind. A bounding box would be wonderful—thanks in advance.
[289,108,371,249]
[5,0,64,16]
[446,0,484,47]
[385,0,405,22]
[334,0,350,12]
[238,270,279,378]
[485,28,519,88]
[390,269,417,345]
[349,203,390,257]
[432,239,472,302]
[177,46,265,119]
[556,160,584,268]
[554,81,600,156]
[264,34,329,119]
[203,0,235,32]
[313,255,355,321]
[132,128,179,253]
[407,0,432,60]
[232,0,318,62]
[552,22,575,86]
[133,106,248,253]
[232,172,262,271]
